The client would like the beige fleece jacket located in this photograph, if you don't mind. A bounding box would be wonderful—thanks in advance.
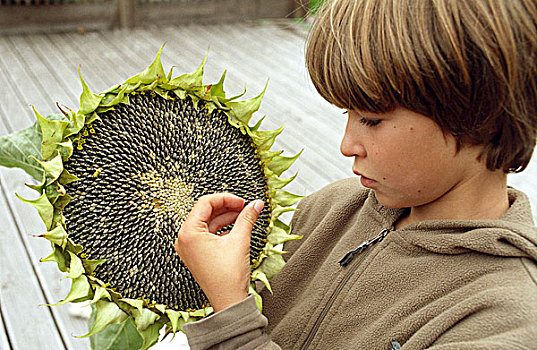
[184,178,537,349]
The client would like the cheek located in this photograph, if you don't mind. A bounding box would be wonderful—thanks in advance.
[374,142,455,205]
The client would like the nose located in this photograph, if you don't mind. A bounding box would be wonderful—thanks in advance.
[340,118,366,158]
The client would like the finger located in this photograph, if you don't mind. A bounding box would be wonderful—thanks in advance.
[231,200,264,240]
[189,193,245,224]
[208,211,241,234]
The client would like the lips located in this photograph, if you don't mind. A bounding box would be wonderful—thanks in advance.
[353,170,377,188]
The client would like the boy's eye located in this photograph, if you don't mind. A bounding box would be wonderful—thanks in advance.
[359,117,382,127]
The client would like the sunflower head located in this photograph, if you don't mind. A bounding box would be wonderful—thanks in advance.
[1,47,302,348]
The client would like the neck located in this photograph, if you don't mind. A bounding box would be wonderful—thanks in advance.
[396,170,509,229]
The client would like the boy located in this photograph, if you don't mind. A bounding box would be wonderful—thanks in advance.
[175,0,537,348]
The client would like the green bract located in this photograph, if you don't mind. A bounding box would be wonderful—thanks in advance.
[0,47,302,349]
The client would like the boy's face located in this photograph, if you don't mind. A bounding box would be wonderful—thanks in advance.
[340,108,483,209]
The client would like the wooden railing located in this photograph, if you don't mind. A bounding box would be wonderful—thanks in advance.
[0,0,308,34]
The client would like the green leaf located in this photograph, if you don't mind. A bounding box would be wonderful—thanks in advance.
[261,253,286,279]
[34,152,63,185]
[249,116,265,132]
[120,298,144,312]
[272,190,304,207]
[67,250,84,279]
[50,275,91,306]
[41,244,69,272]
[169,53,206,89]
[189,307,211,317]
[165,310,186,333]
[132,308,160,331]
[82,258,107,275]
[138,319,166,350]
[59,169,80,185]
[57,140,74,160]
[53,194,72,214]
[37,225,68,248]
[267,172,298,190]
[101,83,139,107]
[251,270,272,294]
[125,45,167,85]
[270,205,297,222]
[0,121,44,180]
[89,307,143,350]
[210,70,227,98]
[248,284,263,311]
[45,181,66,204]
[228,83,267,125]
[221,87,247,103]
[259,149,283,163]
[154,304,166,314]
[91,285,111,303]
[267,222,302,246]
[251,125,284,151]
[64,110,86,138]
[78,67,104,115]
[80,300,129,338]
[17,191,54,230]
[268,150,303,177]
[35,109,70,160]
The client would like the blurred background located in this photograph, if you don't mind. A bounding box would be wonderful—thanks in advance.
[0,0,535,349]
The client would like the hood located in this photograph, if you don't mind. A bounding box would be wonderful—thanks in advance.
[374,188,537,262]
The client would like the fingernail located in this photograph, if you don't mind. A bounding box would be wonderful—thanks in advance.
[253,200,264,213]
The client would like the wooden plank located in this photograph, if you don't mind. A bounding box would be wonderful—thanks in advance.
[1,167,91,349]
[63,31,144,82]
[26,33,97,110]
[0,300,12,350]
[0,43,35,131]
[0,170,67,350]
[0,36,51,130]
[231,23,346,141]
[42,33,122,93]
[5,35,78,110]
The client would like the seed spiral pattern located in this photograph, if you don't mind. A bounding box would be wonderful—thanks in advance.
[62,93,271,311]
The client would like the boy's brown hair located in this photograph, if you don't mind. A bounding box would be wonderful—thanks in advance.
[306,0,537,173]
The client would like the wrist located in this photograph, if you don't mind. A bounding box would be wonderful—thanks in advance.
[210,291,249,313]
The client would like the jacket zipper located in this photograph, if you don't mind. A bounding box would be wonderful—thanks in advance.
[299,229,391,349]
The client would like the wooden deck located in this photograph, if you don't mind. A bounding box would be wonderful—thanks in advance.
[0,21,536,350]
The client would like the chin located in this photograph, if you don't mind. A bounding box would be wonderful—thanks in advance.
[373,191,415,209]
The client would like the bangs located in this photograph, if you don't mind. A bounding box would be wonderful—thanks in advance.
[305,0,404,113]
[305,0,461,116]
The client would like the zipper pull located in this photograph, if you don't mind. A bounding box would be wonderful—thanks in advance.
[338,229,391,267]
[338,241,369,267]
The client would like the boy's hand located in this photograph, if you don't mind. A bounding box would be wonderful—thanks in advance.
[174,193,264,312]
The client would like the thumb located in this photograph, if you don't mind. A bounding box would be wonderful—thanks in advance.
[232,200,264,239]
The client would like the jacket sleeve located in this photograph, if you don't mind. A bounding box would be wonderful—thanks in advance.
[182,295,282,350]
